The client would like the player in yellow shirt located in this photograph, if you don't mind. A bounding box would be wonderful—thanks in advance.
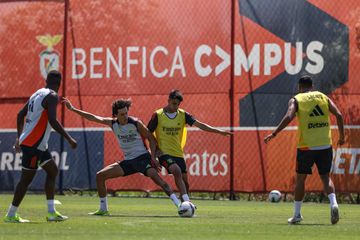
[147,90,232,203]
[264,76,345,225]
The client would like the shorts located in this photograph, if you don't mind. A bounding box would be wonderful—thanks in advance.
[296,147,333,175]
[158,154,187,174]
[118,153,153,176]
[20,145,53,170]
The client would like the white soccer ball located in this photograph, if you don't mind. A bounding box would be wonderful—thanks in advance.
[178,201,195,217]
[268,190,282,202]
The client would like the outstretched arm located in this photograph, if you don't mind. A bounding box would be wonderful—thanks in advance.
[264,98,297,144]
[192,120,232,136]
[46,93,77,149]
[62,97,113,127]
[328,98,345,145]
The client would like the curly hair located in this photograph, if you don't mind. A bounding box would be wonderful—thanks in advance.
[112,98,132,116]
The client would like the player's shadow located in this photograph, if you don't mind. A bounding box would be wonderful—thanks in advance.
[106,214,179,218]
[276,223,329,226]
[292,223,329,226]
[17,221,63,224]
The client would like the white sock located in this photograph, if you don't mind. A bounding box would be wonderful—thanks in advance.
[182,194,190,202]
[100,197,108,211]
[170,193,181,207]
[328,193,338,207]
[47,199,55,213]
[294,201,302,216]
[7,204,18,217]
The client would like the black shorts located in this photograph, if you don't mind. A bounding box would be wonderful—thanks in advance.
[158,154,187,174]
[20,145,53,170]
[296,147,333,175]
[118,153,152,176]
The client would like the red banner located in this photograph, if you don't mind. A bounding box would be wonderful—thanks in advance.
[0,0,359,193]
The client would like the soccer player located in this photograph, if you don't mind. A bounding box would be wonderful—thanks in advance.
[147,89,232,203]
[4,70,78,223]
[62,98,181,215]
[264,76,345,224]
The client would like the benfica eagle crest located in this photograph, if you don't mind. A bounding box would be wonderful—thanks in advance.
[36,34,62,79]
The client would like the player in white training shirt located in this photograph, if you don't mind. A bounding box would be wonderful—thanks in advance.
[4,70,77,223]
[62,98,181,215]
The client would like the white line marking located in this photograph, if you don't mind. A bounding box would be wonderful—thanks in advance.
[0,125,359,133]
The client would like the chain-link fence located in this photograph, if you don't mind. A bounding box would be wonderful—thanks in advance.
[0,0,359,194]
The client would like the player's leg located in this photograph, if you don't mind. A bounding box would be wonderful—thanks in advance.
[288,149,313,224]
[159,155,189,201]
[41,155,67,222]
[11,170,37,209]
[320,173,339,224]
[146,168,181,208]
[168,163,189,201]
[42,160,58,202]
[320,173,335,195]
[158,155,190,202]
[316,147,339,224]
[4,169,36,223]
[40,151,58,212]
[89,162,125,215]
[181,173,190,199]
[294,173,307,204]
[96,162,125,197]
[4,146,38,223]
[172,157,191,202]
[288,173,307,224]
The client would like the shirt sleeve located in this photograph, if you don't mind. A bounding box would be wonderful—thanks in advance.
[147,113,158,132]
[185,112,196,126]
[128,116,141,131]
[111,120,116,129]
[293,97,298,113]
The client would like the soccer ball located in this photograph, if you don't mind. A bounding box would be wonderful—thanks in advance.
[178,201,195,217]
[268,190,282,202]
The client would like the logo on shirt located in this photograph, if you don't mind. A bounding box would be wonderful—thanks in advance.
[309,105,325,117]
[308,122,329,129]
[118,133,137,143]
[162,127,181,136]
[36,34,63,80]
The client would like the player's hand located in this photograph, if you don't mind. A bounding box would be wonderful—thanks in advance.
[13,138,21,153]
[68,137,77,149]
[220,130,233,136]
[338,137,345,145]
[61,97,74,111]
[155,148,164,158]
[264,133,276,144]
[151,158,161,172]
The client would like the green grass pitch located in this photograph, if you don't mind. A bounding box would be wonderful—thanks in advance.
[0,194,359,240]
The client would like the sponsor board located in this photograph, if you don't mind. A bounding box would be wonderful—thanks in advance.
[0,132,103,191]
